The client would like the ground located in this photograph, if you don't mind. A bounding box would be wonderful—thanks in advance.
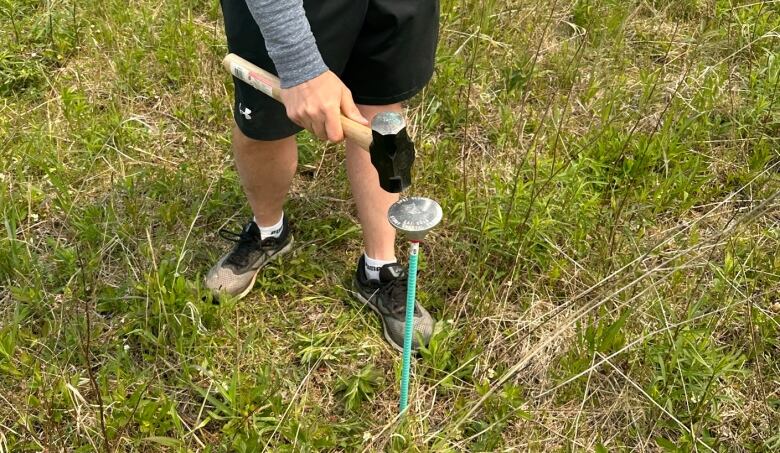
[1,0,779,451]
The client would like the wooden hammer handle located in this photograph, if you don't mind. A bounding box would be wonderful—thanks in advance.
[222,53,373,150]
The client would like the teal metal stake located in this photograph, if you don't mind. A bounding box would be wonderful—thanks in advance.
[387,197,442,416]
[399,241,420,412]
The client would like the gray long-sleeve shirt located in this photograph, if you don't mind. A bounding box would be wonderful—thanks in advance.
[245,0,328,88]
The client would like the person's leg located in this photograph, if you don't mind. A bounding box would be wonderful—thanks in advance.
[205,127,297,299]
[348,104,435,352]
[345,103,402,261]
[232,126,297,227]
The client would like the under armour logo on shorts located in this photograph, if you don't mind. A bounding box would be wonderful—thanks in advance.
[239,103,252,120]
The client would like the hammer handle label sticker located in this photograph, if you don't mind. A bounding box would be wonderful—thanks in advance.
[230,62,273,97]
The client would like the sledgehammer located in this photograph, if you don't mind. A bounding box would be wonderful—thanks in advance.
[222,54,414,193]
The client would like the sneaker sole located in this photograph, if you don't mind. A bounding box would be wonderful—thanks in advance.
[231,236,294,301]
[352,278,406,353]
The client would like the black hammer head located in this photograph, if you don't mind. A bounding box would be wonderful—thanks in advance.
[370,112,415,193]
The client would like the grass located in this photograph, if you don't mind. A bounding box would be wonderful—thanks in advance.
[1,0,779,450]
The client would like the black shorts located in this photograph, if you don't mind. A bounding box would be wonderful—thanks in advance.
[221,0,439,140]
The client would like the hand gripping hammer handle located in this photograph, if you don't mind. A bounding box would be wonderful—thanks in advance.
[222,54,373,150]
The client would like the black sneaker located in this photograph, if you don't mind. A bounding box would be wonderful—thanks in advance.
[205,217,293,299]
[352,255,435,352]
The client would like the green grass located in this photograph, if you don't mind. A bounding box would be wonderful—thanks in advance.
[1,0,779,451]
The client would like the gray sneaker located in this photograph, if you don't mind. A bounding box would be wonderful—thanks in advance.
[205,217,293,300]
[352,255,435,352]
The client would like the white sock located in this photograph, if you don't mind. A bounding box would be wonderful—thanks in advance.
[253,214,284,240]
[363,253,396,281]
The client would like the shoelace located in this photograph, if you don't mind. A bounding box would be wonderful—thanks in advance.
[219,227,274,267]
[379,275,416,316]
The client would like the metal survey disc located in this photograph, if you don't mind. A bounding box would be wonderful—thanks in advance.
[387,197,442,241]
